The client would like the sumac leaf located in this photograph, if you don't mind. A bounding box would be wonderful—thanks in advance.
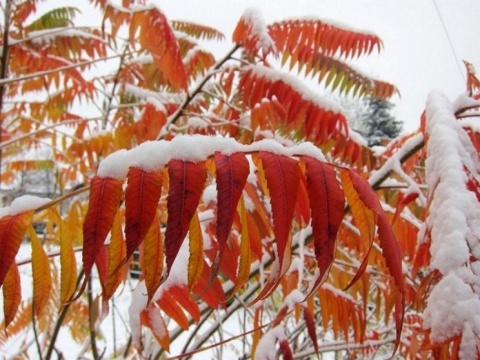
[0,211,33,288]
[143,217,164,303]
[165,160,207,274]
[29,226,52,317]
[303,157,344,298]
[212,152,249,280]
[2,263,21,328]
[83,176,123,278]
[141,304,170,352]
[125,168,163,261]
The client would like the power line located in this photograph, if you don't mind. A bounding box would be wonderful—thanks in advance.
[432,0,466,83]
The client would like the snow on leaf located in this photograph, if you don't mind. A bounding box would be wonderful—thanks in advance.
[124,168,163,261]
[0,211,33,288]
[29,226,52,316]
[2,263,21,328]
[82,176,123,279]
[303,157,344,298]
[165,160,207,274]
[233,7,276,58]
[140,304,170,352]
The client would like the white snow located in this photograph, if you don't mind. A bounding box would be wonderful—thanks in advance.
[245,65,345,115]
[240,8,277,56]
[254,325,285,360]
[96,135,327,180]
[0,195,52,217]
[422,91,480,356]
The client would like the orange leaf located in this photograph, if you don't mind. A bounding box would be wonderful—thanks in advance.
[188,212,204,290]
[60,213,77,304]
[104,210,127,301]
[156,289,189,330]
[2,262,21,328]
[82,176,123,278]
[340,169,376,289]
[143,217,164,303]
[131,8,188,91]
[0,211,33,287]
[165,160,207,274]
[125,168,163,261]
[211,152,249,280]
[140,304,170,352]
[303,157,345,298]
[29,226,52,317]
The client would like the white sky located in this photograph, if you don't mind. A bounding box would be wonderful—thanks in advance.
[53,0,480,132]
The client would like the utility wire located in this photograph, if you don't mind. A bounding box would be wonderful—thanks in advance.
[432,0,466,83]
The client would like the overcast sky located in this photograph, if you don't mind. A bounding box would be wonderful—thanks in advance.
[156,0,480,132]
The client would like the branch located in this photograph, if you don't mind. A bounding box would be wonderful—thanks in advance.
[157,44,240,139]
[0,52,128,86]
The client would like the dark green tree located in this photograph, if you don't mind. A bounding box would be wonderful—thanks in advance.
[360,98,403,146]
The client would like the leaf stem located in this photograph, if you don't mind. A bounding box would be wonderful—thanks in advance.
[44,269,85,360]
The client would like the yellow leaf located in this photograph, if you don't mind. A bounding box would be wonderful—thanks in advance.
[29,226,52,317]
[188,212,203,290]
[60,212,77,304]
[228,198,251,299]
[104,210,126,301]
[144,216,164,303]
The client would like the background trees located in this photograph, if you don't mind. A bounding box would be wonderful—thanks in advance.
[0,1,479,359]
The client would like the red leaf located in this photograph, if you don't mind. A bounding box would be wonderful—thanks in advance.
[0,211,33,287]
[83,176,123,278]
[304,307,319,355]
[165,160,207,274]
[393,192,419,224]
[212,152,249,279]
[303,158,345,298]
[259,152,300,275]
[2,263,21,328]
[125,168,163,260]
[279,340,294,360]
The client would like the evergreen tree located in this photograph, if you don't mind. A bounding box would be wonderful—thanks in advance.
[361,98,403,146]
